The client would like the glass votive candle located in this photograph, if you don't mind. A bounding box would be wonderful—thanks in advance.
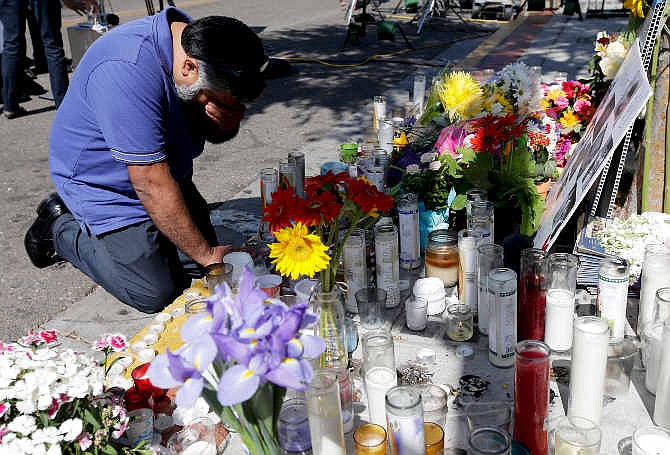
[277,398,312,453]
[605,339,638,396]
[413,384,448,429]
[469,426,512,455]
[464,401,512,433]
[425,229,459,288]
[205,262,233,294]
[405,297,428,331]
[445,304,473,341]
[141,333,158,346]
[424,422,444,455]
[551,416,601,455]
[385,385,425,454]
[632,426,670,455]
[154,313,171,324]
[353,423,387,454]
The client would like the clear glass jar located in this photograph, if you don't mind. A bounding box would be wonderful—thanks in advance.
[397,193,421,270]
[477,244,504,335]
[277,398,312,453]
[568,316,609,426]
[643,320,664,394]
[344,229,368,313]
[305,369,346,454]
[278,159,296,190]
[469,200,495,244]
[518,248,547,342]
[458,229,483,312]
[488,268,517,368]
[385,385,425,455]
[469,426,512,455]
[514,340,550,455]
[656,287,670,325]
[405,296,428,331]
[445,303,474,341]
[653,319,670,428]
[551,416,601,455]
[362,329,395,373]
[638,244,670,331]
[374,224,400,308]
[312,286,348,370]
[597,257,629,342]
[288,151,305,198]
[425,229,459,288]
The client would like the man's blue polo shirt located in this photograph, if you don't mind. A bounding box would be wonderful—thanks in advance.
[49,7,205,236]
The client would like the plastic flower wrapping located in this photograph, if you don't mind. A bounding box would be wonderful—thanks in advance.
[261,173,394,292]
[0,332,146,455]
[146,268,326,453]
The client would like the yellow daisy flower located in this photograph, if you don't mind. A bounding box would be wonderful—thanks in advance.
[560,111,581,129]
[483,89,513,115]
[438,72,484,120]
[269,223,330,280]
[546,87,567,103]
[623,0,645,17]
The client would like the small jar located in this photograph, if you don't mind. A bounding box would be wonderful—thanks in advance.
[597,257,629,342]
[385,386,425,455]
[445,304,473,341]
[277,398,312,453]
[405,297,428,331]
[362,330,396,373]
[469,200,495,244]
[425,230,459,288]
[469,426,511,455]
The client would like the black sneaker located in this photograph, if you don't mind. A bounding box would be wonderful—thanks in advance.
[24,193,70,268]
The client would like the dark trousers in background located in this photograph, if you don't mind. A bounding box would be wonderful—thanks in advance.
[0,0,68,112]
[52,181,218,314]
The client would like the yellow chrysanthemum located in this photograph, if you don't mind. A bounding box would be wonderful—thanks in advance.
[560,111,581,129]
[438,72,484,120]
[269,223,330,280]
[623,0,645,17]
[483,89,513,115]
[546,87,567,102]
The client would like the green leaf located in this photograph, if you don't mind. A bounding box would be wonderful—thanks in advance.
[101,444,117,455]
[83,409,101,431]
[450,193,467,211]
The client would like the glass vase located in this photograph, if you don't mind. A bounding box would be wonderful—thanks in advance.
[312,286,349,370]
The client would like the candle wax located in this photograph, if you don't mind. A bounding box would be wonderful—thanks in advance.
[514,348,549,455]
[365,367,397,427]
[518,275,546,341]
[633,434,670,455]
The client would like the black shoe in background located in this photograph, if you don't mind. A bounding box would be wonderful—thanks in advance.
[25,193,70,268]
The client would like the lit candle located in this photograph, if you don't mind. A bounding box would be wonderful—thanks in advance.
[653,319,670,428]
[365,366,397,427]
[568,317,609,425]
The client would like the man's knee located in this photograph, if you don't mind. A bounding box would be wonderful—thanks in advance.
[124,281,182,314]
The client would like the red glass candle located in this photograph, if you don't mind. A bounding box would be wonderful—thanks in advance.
[131,363,164,399]
[514,340,550,455]
[517,249,547,341]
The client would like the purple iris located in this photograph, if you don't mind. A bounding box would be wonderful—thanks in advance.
[147,267,325,409]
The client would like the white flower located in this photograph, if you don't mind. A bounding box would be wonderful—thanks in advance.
[599,55,623,79]
[46,444,62,455]
[58,418,83,442]
[428,161,442,171]
[31,427,61,446]
[406,164,420,175]
[7,415,36,436]
[420,152,436,163]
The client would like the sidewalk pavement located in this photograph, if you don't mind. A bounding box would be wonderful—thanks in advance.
[43,7,629,352]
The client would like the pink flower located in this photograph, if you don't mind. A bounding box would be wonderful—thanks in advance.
[47,398,60,418]
[0,403,8,419]
[94,335,110,351]
[435,124,467,159]
[108,335,127,352]
[554,97,570,110]
[78,433,92,451]
[112,419,129,439]
[0,427,8,443]
[39,330,58,345]
[574,99,591,115]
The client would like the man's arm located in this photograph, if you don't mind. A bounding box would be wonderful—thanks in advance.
[128,162,228,267]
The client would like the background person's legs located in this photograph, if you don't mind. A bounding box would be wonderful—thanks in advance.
[29,0,67,107]
[0,0,26,113]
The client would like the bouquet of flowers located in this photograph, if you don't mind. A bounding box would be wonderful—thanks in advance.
[0,331,147,455]
[262,173,394,293]
[147,269,325,454]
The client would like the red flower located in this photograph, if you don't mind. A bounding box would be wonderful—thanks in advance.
[470,115,527,155]
[298,190,342,226]
[262,187,305,233]
[305,172,349,196]
[347,178,394,215]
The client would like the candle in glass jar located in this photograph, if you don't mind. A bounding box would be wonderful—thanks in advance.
[344,229,368,313]
[405,297,427,331]
[365,366,397,427]
[653,319,670,428]
[305,369,346,454]
[458,229,483,313]
[477,244,504,335]
[632,426,670,455]
[643,321,664,394]
[489,268,517,368]
[518,248,547,342]
[425,230,459,288]
[385,385,425,455]
[597,257,630,342]
[445,304,474,341]
[375,224,400,308]
[638,244,670,331]
[544,288,575,352]
[354,423,387,454]
[397,193,421,270]
[568,317,609,425]
[514,340,551,455]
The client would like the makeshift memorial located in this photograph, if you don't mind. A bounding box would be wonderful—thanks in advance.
[146,269,326,454]
[262,172,393,369]
[477,243,504,335]
[0,331,148,454]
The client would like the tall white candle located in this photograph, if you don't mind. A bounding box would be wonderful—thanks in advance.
[638,245,670,331]
[568,317,609,425]
[544,289,575,352]
[644,322,664,394]
[306,370,346,454]
[365,366,397,427]
[653,320,670,429]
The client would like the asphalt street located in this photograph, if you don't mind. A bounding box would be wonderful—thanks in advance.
[0,0,496,340]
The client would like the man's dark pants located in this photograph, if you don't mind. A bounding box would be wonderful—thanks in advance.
[52,181,217,313]
[0,0,68,112]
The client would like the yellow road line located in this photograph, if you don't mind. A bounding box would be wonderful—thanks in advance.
[459,13,527,70]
